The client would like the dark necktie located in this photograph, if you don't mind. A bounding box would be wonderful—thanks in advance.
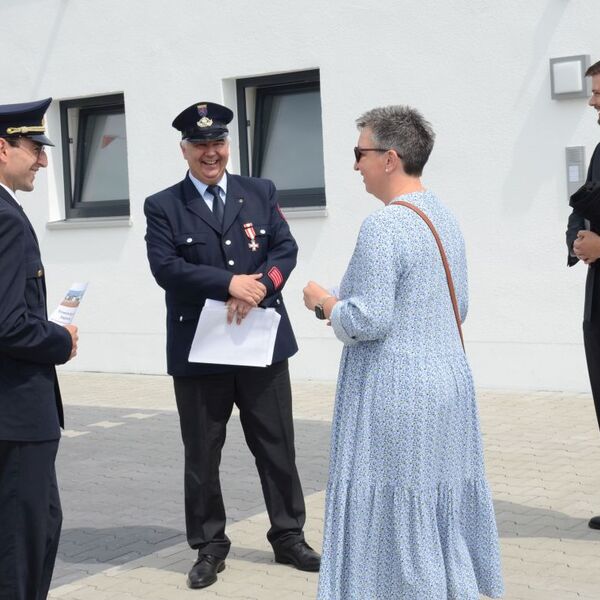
[207,185,224,226]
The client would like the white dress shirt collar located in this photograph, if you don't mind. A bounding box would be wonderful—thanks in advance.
[188,171,228,199]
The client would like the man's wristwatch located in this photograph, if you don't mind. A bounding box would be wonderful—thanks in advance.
[315,295,333,320]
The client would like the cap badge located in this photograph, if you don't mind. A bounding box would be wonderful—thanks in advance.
[196,104,213,127]
[197,116,213,128]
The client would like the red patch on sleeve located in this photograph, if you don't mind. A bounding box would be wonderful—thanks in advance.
[268,266,284,290]
[276,203,287,221]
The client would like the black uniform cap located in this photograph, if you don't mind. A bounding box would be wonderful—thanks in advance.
[0,97,54,146]
[172,101,233,142]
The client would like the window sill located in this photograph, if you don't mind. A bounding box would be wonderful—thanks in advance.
[46,217,132,230]
[281,206,328,219]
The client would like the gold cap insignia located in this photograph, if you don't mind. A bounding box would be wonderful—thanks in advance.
[197,116,213,128]
[7,116,46,136]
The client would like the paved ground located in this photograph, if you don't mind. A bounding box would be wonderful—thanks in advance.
[46,372,600,600]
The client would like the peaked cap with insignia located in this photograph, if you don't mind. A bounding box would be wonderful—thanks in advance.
[0,97,54,146]
[172,101,233,142]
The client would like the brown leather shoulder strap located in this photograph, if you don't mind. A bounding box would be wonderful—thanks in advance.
[390,200,464,350]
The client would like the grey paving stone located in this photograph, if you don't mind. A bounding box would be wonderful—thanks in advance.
[53,404,330,587]
[47,375,600,599]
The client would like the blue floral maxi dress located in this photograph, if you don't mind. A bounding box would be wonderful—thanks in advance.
[318,191,504,599]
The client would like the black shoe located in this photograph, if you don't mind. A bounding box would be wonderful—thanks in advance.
[589,516,600,530]
[274,540,320,572]
[186,554,226,589]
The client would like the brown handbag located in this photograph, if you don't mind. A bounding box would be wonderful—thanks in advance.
[389,200,465,350]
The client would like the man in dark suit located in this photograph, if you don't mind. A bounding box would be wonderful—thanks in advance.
[0,98,78,599]
[566,59,600,531]
[144,101,319,589]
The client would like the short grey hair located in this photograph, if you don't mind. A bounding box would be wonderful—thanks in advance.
[180,137,230,148]
[356,105,435,176]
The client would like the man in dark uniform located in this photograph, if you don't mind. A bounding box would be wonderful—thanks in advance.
[566,59,600,531]
[144,101,320,589]
[0,98,78,599]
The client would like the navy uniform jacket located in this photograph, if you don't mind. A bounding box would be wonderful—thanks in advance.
[144,172,298,376]
[566,143,600,321]
[0,187,72,442]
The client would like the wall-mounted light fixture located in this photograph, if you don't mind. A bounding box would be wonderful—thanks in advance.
[550,55,590,100]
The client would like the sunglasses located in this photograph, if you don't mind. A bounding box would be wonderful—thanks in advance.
[353,146,388,162]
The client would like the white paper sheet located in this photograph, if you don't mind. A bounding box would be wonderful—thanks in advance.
[188,299,281,367]
[49,282,88,325]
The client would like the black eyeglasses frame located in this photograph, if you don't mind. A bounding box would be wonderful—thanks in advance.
[353,146,388,162]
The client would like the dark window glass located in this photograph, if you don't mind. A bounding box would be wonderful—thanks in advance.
[237,70,325,209]
[60,94,130,218]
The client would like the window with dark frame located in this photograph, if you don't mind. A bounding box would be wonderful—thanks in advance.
[236,69,326,209]
[60,93,130,219]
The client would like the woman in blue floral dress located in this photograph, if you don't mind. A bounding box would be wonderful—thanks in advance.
[303,106,504,599]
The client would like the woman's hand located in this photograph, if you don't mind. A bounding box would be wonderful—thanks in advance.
[303,281,330,311]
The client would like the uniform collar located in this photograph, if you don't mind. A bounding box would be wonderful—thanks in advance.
[0,182,18,203]
[188,171,228,197]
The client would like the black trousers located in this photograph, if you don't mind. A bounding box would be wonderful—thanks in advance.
[0,440,62,600]
[583,320,600,431]
[583,269,600,431]
[173,359,306,559]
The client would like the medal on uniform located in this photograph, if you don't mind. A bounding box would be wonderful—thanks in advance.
[243,222,259,251]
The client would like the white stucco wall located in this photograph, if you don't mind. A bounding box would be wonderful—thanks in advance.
[1,0,599,391]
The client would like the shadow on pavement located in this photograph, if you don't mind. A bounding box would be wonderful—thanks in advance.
[494,499,595,539]
[229,546,274,564]
[58,525,185,565]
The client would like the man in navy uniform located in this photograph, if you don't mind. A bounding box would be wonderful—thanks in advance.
[566,59,600,531]
[144,101,320,589]
[0,98,78,599]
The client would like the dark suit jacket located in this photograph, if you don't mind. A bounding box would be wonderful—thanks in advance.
[144,172,298,376]
[566,143,600,321]
[0,187,72,442]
